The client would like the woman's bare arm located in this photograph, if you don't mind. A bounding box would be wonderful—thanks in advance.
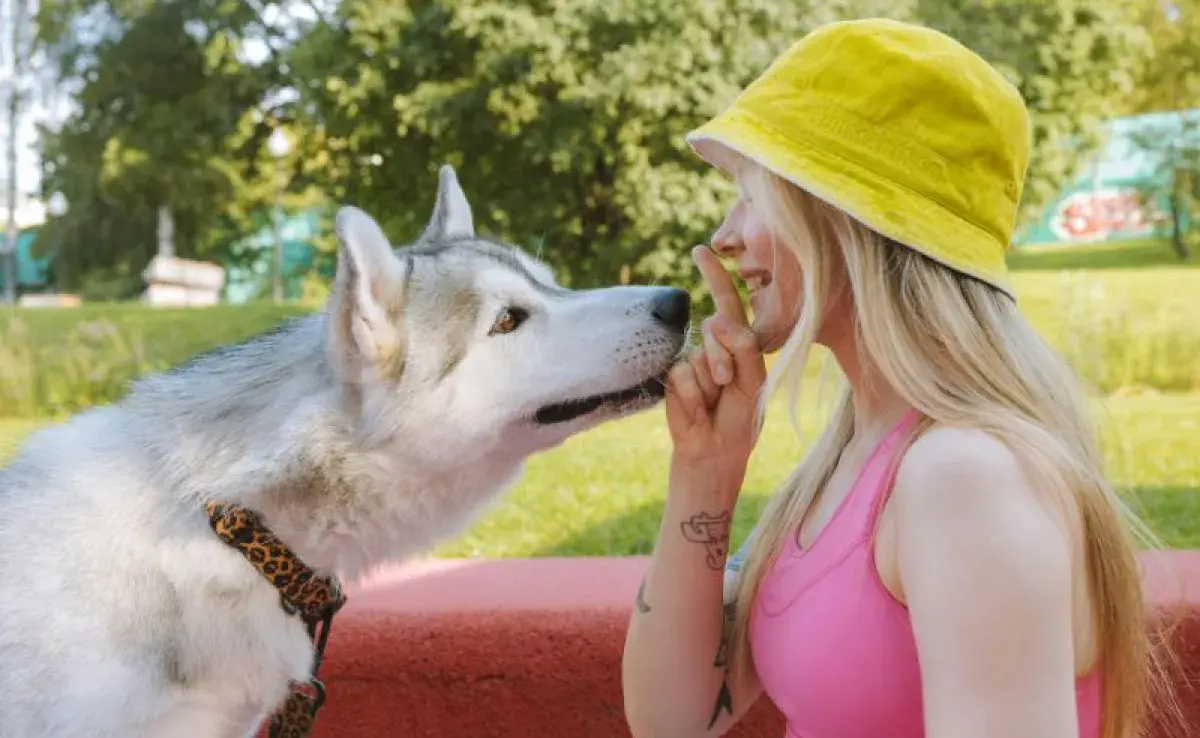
[624,245,768,738]
[894,426,1081,738]
[622,462,764,738]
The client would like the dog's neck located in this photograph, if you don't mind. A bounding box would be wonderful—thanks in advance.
[123,314,523,582]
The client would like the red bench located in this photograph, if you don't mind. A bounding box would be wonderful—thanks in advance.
[297,553,1200,738]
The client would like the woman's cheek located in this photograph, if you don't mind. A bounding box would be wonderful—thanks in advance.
[744,225,776,265]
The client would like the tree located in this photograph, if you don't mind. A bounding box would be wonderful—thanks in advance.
[1130,0,1200,114]
[1126,0,1200,259]
[916,0,1156,228]
[33,0,301,297]
[3,0,34,303]
[290,0,1155,292]
[287,0,922,294]
[32,0,1167,296]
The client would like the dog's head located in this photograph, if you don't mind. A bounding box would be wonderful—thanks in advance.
[327,165,690,465]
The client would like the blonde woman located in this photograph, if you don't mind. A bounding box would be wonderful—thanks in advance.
[622,18,1173,738]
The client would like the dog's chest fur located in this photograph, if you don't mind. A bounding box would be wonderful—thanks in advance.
[0,396,523,737]
[0,168,687,738]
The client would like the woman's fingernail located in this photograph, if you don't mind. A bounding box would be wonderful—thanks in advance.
[715,362,731,384]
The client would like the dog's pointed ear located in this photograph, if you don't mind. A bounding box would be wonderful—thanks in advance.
[419,164,474,242]
[330,206,408,369]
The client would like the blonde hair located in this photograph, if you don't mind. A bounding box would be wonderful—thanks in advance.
[726,162,1181,738]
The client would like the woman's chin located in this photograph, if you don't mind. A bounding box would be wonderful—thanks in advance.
[752,322,789,354]
[748,294,797,353]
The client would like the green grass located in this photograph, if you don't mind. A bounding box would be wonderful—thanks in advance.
[433,391,1200,557]
[4,392,1197,556]
[1,261,1198,417]
[0,240,1197,417]
[1008,239,1197,272]
[1008,268,1200,393]
[0,302,309,366]
[0,302,310,418]
[0,240,1197,557]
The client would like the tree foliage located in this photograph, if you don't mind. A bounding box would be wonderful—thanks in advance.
[34,0,299,297]
[288,0,817,290]
[1130,0,1200,114]
[30,0,1178,296]
[917,0,1155,225]
[1125,0,1200,259]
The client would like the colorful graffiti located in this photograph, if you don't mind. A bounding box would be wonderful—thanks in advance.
[1015,109,1197,247]
[1047,187,1168,243]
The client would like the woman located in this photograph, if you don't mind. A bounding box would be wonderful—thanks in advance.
[622,18,1174,738]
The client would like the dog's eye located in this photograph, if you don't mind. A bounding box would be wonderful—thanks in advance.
[489,306,529,336]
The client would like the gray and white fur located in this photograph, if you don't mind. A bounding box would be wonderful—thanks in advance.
[0,165,690,737]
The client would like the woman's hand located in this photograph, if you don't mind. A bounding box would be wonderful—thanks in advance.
[665,245,768,494]
[622,247,771,738]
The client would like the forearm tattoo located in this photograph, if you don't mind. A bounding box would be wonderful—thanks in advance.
[713,600,736,668]
[708,682,734,729]
[707,599,738,728]
[635,576,652,614]
[680,511,731,571]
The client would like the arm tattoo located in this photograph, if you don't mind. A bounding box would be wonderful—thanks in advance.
[713,600,736,668]
[680,511,731,571]
[707,599,738,728]
[708,681,734,729]
[635,576,652,614]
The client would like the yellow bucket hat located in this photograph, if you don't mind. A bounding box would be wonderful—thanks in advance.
[686,18,1031,297]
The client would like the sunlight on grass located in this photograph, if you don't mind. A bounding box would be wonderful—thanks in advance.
[2,392,1196,558]
[1008,239,1196,272]
[2,241,1197,556]
[430,391,1200,557]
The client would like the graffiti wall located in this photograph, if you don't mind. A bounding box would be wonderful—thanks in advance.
[1014,110,1197,247]
[1040,186,1169,243]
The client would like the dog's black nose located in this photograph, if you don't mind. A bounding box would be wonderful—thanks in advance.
[651,288,691,330]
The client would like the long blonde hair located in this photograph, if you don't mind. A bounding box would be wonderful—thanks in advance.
[726,162,1181,738]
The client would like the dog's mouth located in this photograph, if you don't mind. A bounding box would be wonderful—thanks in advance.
[534,371,669,425]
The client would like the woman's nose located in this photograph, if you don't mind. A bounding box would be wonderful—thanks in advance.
[710,206,744,258]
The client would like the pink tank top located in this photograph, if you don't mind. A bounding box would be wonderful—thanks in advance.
[747,409,1102,738]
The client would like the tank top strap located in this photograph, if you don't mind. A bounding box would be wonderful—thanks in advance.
[845,407,924,543]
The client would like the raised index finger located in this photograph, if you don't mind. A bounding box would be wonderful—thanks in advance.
[692,245,749,327]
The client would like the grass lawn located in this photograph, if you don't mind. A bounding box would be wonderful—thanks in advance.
[3,391,1198,557]
[1007,239,1197,272]
[1,239,1196,555]
[0,302,312,418]
[0,301,309,370]
[2,239,1199,420]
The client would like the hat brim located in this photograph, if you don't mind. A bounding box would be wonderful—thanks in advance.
[686,106,1015,299]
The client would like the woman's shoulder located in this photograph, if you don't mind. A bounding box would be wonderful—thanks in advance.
[896,423,1026,498]
[884,424,1091,722]
[889,421,1076,574]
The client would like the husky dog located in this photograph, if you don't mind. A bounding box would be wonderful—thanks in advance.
[0,165,690,738]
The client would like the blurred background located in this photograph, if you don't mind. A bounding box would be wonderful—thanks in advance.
[0,0,1197,558]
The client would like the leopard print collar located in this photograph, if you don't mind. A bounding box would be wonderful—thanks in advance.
[205,501,347,738]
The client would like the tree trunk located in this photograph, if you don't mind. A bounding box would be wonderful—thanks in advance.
[1169,172,1190,261]
[2,0,31,304]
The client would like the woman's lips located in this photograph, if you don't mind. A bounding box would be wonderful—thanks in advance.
[737,267,772,293]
